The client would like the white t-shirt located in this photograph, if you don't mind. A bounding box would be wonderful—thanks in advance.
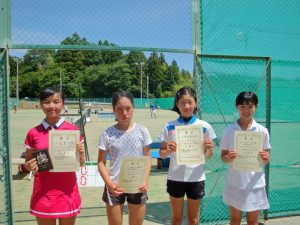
[221,119,271,190]
[98,123,152,182]
[159,115,217,182]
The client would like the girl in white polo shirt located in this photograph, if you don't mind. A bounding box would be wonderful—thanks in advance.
[159,86,216,225]
[221,91,270,225]
[97,90,152,225]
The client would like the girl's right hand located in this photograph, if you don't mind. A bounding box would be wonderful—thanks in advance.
[227,150,237,162]
[167,141,177,153]
[25,158,38,172]
[222,150,237,163]
[107,182,124,196]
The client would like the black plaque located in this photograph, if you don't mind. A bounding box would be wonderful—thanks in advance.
[32,149,54,172]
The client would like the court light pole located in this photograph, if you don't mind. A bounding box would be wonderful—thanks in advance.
[59,69,62,92]
[16,59,19,99]
[135,61,145,104]
[146,74,149,102]
[14,58,19,100]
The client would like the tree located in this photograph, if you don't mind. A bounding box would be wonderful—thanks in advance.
[19,72,40,98]
[82,64,109,97]
[55,33,87,77]
[9,56,19,97]
[162,60,180,93]
[100,40,123,64]
[147,52,164,97]
[102,61,133,96]
[23,49,55,73]
[9,34,192,99]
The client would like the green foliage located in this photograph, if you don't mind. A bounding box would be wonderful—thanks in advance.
[9,33,193,98]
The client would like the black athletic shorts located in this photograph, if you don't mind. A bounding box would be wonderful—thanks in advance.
[167,179,205,200]
[102,186,148,206]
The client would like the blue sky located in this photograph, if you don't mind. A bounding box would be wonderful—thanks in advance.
[11,0,194,72]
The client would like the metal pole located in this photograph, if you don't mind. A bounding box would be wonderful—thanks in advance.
[264,57,271,220]
[140,62,144,104]
[16,58,19,99]
[59,69,62,92]
[135,62,144,105]
[147,74,149,102]
[140,64,142,103]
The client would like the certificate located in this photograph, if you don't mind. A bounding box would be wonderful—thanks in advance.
[118,156,149,193]
[175,125,204,165]
[49,130,80,172]
[233,131,263,172]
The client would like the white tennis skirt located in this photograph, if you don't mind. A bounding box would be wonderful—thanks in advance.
[223,185,269,212]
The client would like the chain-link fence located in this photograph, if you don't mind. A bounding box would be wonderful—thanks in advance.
[0,50,14,224]
[1,0,300,224]
[199,0,300,221]
[267,60,300,218]
[194,56,300,223]
[11,0,192,50]
[195,55,271,224]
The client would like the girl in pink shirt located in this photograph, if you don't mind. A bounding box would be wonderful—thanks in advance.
[24,86,85,225]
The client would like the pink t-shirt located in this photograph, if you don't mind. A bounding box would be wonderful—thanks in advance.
[24,117,83,218]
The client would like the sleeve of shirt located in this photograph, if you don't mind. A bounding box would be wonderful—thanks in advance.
[98,132,108,151]
[158,125,169,142]
[206,123,217,140]
[143,127,153,146]
[220,127,229,151]
[24,129,34,149]
[263,128,271,150]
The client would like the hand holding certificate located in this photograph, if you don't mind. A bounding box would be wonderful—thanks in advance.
[118,156,149,193]
[49,130,80,172]
[233,131,263,172]
[175,125,204,165]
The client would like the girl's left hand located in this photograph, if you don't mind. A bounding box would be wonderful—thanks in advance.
[76,143,84,155]
[259,150,270,164]
[204,139,214,158]
[76,143,85,164]
[139,182,148,192]
[167,141,177,153]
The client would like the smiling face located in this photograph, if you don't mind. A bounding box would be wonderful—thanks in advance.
[176,94,197,118]
[113,97,134,125]
[236,102,257,121]
[41,93,64,123]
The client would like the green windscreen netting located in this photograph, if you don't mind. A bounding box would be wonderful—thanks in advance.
[200,0,300,219]
[195,55,271,224]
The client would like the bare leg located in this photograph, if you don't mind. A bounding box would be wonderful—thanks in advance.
[128,203,146,225]
[36,217,56,225]
[229,206,243,225]
[59,216,76,225]
[246,210,260,225]
[169,196,184,225]
[187,198,201,225]
[106,204,124,225]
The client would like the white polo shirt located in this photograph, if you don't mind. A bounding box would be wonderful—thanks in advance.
[98,123,152,182]
[221,119,271,189]
[159,115,216,182]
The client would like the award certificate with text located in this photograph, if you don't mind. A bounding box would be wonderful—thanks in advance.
[175,125,204,165]
[118,156,149,193]
[49,130,80,172]
[233,131,263,172]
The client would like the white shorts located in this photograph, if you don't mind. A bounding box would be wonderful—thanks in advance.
[223,185,269,212]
